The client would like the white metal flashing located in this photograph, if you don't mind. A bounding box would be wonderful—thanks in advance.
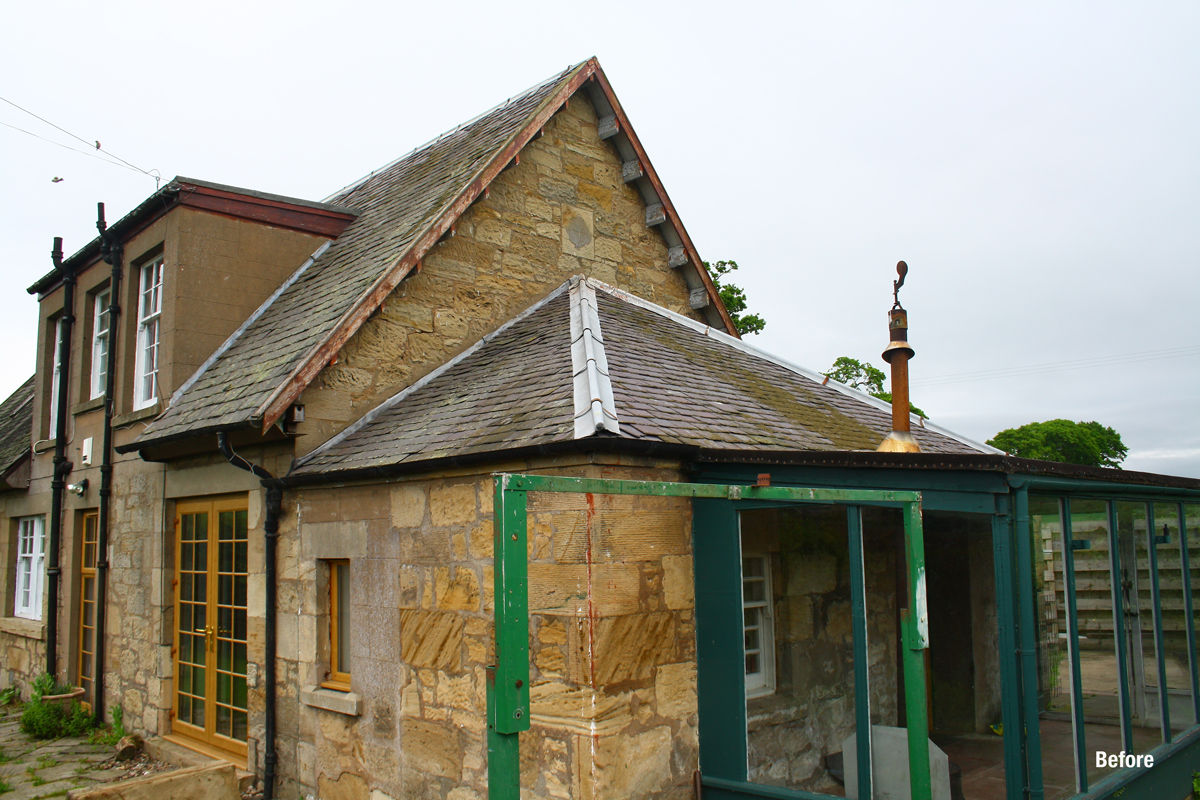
[582,277,1000,455]
[569,278,620,439]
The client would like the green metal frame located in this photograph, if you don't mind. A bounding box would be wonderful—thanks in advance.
[487,473,932,800]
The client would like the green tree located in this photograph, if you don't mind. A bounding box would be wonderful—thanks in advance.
[704,260,766,336]
[823,356,927,418]
[987,419,1128,468]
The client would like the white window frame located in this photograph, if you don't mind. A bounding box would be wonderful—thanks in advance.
[14,516,46,620]
[742,553,775,697]
[48,318,63,438]
[89,288,111,400]
[133,256,164,410]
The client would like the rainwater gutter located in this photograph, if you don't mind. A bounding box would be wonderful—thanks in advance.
[93,203,123,721]
[216,432,281,799]
[46,236,74,677]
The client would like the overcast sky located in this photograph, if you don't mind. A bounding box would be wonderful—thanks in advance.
[2,1,1197,477]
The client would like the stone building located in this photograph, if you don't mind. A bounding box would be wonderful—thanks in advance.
[2,58,1199,800]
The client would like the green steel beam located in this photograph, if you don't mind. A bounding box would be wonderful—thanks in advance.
[900,501,932,800]
[501,473,920,504]
[487,473,931,800]
[491,480,529,735]
[486,666,519,800]
[1177,502,1200,725]
[1146,504,1172,741]
[1106,500,1135,752]
[1060,499,1088,793]
[1012,486,1044,800]
[846,505,873,800]
[991,495,1024,800]
[1013,475,1200,500]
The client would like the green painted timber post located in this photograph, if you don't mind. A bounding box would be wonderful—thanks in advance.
[1106,500,1135,751]
[900,500,932,800]
[1176,502,1200,724]
[1060,498,1088,793]
[991,494,1024,800]
[487,476,530,799]
[1011,486,1044,799]
[1145,503,1172,741]
[847,505,873,800]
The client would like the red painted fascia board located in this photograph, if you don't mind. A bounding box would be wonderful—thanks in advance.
[587,64,739,338]
[255,61,599,432]
[178,184,356,238]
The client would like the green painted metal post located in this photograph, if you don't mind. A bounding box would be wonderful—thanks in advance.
[1060,498,1088,793]
[901,501,932,800]
[991,496,1024,800]
[1177,502,1200,724]
[1106,500,1135,752]
[847,505,873,800]
[488,476,530,799]
[1012,486,1044,800]
[1146,504,1172,741]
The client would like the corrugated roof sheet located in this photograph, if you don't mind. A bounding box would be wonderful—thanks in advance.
[0,376,34,476]
[136,62,585,446]
[292,279,989,476]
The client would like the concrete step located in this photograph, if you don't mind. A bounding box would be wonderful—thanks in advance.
[142,737,254,793]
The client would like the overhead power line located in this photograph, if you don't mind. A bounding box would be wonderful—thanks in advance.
[0,95,161,186]
[914,344,1200,387]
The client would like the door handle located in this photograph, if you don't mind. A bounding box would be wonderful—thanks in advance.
[195,625,216,649]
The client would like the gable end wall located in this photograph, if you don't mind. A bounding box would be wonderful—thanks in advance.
[293,98,704,456]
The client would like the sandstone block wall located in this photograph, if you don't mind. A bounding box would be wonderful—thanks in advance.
[294,96,706,457]
[277,455,699,800]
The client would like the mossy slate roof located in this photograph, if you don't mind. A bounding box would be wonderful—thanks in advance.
[137,63,583,447]
[0,376,34,475]
[292,280,988,477]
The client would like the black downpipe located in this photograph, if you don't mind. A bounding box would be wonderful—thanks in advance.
[93,203,123,720]
[217,432,280,799]
[46,236,74,677]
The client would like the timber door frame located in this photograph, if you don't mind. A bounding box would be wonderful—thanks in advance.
[172,496,250,760]
[78,510,99,705]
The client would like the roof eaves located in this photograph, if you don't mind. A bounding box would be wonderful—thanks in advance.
[291,279,577,474]
[585,277,999,455]
[584,63,738,337]
[255,60,598,433]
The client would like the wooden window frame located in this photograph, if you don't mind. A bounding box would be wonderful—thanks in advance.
[742,553,775,698]
[89,289,111,400]
[322,559,351,692]
[14,516,46,620]
[133,255,163,410]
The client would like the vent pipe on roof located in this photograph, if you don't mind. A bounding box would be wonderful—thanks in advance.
[877,261,920,453]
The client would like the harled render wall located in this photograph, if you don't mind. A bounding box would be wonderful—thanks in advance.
[292,97,707,457]
[274,455,699,800]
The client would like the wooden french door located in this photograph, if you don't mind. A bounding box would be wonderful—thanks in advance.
[173,498,249,756]
[78,511,99,704]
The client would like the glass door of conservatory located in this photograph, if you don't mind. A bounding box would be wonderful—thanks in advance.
[174,498,249,757]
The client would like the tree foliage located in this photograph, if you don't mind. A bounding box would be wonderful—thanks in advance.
[987,419,1128,468]
[704,260,766,336]
[823,356,927,418]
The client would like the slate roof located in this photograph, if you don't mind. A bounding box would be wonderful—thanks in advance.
[291,279,993,477]
[135,61,588,447]
[0,376,34,477]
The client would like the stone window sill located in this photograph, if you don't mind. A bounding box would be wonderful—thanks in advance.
[114,403,161,429]
[0,616,46,640]
[301,685,361,717]
[72,396,105,416]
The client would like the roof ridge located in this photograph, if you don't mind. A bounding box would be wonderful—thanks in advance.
[291,279,576,473]
[569,277,619,438]
[582,277,999,455]
[322,61,588,204]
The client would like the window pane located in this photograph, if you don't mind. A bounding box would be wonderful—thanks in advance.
[335,560,351,675]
